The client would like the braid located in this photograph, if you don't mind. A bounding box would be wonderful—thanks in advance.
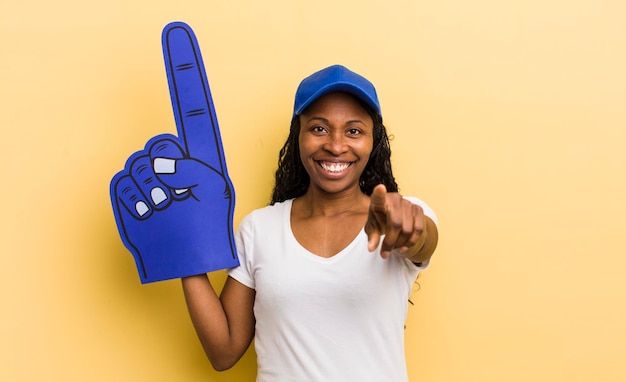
[270,118,309,204]
[359,113,398,195]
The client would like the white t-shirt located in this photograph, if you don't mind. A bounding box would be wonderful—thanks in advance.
[228,197,437,382]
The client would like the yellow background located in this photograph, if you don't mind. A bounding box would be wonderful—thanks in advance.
[2,0,625,381]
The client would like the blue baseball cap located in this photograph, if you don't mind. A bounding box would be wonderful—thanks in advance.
[293,65,381,117]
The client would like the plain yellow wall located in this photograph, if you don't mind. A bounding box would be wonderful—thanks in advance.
[2,0,625,381]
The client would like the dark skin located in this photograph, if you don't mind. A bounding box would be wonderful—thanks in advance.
[182,92,438,370]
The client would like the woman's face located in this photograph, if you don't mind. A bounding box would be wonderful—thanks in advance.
[298,92,374,195]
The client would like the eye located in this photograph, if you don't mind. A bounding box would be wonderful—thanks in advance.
[310,125,327,133]
[347,128,362,136]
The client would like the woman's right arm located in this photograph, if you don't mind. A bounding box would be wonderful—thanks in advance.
[181,274,256,371]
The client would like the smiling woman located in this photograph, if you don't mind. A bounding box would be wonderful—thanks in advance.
[181,64,439,381]
[272,65,399,204]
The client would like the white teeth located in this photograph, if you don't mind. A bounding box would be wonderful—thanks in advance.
[320,162,350,173]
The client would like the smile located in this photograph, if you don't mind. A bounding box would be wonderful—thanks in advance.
[318,161,352,173]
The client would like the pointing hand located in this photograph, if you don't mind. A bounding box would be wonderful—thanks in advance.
[365,184,427,259]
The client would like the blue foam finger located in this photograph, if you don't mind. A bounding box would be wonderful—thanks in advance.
[110,22,239,283]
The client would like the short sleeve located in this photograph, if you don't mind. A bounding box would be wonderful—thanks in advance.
[227,215,256,289]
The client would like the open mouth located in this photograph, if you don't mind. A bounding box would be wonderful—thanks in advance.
[318,161,352,173]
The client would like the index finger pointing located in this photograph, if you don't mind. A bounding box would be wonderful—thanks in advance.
[366,184,387,251]
[370,184,388,212]
[162,22,227,173]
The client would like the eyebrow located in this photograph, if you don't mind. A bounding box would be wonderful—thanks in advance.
[305,116,366,125]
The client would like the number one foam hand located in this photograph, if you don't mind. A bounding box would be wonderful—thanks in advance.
[110,22,239,283]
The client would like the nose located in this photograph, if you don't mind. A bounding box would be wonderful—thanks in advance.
[323,132,348,155]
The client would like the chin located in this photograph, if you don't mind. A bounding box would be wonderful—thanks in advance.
[313,181,361,195]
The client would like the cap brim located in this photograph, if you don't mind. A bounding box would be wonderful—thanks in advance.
[294,82,381,116]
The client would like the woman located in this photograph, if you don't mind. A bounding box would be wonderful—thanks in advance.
[182,64,439,381]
